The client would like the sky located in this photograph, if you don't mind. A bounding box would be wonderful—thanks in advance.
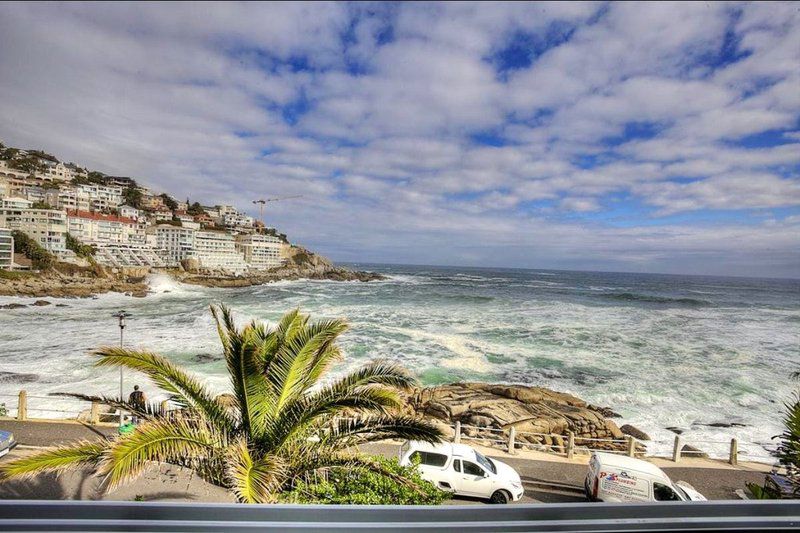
[0,2,798,278]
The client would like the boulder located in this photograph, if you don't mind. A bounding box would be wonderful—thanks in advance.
[0,303,26,309]
[31,300,52,306]
[620,424,651,441]
[407,382,626,450]
[681,444,709,458]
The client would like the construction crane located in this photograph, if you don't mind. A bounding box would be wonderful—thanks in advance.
[252,196,302,226]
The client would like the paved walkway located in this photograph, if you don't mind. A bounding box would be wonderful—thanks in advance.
[1,418,771,502]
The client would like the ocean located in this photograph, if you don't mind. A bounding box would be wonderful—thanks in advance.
[1,264,798,461]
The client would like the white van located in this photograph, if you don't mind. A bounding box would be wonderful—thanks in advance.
[585,452,706,502]
[399,441,524,504]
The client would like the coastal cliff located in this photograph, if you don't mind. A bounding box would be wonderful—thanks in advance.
[174,246,386,287]
[0,263,149,298]
[0,247,384,298]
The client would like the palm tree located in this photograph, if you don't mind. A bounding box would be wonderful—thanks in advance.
[1,304,443,503]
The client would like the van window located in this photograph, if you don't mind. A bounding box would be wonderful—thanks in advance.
[409,450,448,467]
[453,459,462,472]
[462,461,485,477]
[653,482,681,501]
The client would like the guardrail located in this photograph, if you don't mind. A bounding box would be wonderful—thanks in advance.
[0,389,776,465]
[448,420,773,466]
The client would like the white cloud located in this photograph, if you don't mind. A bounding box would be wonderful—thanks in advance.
[0,1,798,277]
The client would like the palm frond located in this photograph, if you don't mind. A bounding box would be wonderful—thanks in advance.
[0,440,106,480]
[227,438,287,503]
[319,415,444,449]
[99,417,216,489]
[92,346,234,431]
[50,392,166,420]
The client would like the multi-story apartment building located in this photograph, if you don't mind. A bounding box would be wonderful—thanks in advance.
[67,210,146,245]
[118,205,142,221]
[223,212,255,231]
[140,194,165,210]
[75,183,123,212]
[235,234,284,270]
[0,227,13,270]
[147,224,195,265]
[150,206,173,223]
[106,176,136,189]
[45,186,81,211]
[193,230,247,273]
[41,162,76,182]
[0,197,68,255]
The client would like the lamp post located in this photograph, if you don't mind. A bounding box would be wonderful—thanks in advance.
[112,310,131,427]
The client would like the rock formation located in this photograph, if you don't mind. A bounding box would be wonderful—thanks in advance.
[407,382,629,453]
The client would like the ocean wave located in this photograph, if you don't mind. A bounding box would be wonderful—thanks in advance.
[602,292,712,307]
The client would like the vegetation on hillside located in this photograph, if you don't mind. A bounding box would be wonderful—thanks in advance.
[159,193,178,211]
[11,230,54,270]
[66,233,97,259]
[0,305,443,504]
[123,187,143,209]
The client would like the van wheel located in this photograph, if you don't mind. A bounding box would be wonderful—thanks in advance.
[490,490,510,504]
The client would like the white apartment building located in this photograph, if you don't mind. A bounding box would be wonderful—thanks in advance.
[67,210,146,245]
[223,212,255,231]
[150,208,173,223]
[93,243,165,268]
[119,205,142,221]
[147,224,196,265]
[235,234,284,270]
[0,197,67,255]
[193,230,247,273]
[0,228,13,270]
[75,183,123,211]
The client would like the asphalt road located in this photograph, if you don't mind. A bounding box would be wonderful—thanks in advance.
[1,420,766,502]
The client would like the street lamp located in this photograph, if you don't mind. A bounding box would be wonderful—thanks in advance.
[112,310,131,427]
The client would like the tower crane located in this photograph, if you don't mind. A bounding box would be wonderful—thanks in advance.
[252,196,302,226]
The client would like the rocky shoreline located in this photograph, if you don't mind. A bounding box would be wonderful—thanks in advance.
[0,247,385,299]
[406,382,638,453]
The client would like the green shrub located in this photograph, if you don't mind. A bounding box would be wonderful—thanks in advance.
[66,233,96,258]
[11,230,54,270]
[279,456,448,505]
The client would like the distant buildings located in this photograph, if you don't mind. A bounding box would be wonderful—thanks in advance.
[193,230,248,273]
[236,234,284,270]
[0,143,290,274]
[0,228,12,270]
[0,197,67,255]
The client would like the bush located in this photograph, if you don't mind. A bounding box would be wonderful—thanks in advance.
[66,233,96,258]
[279,456,448,505]
[11,230,55,270]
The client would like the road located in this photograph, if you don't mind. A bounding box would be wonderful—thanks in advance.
[1,419,767,503]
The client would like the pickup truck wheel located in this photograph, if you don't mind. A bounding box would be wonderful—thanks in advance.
[490,490,510,504]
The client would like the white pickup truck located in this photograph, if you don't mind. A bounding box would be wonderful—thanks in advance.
[399,440,524,504]
[585,452,707,502]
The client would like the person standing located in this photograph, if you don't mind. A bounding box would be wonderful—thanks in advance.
[128,385,146,425]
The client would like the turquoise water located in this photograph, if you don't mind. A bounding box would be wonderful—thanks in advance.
[0,264,798,459]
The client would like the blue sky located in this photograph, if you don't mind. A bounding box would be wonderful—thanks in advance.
[0,2,798,277]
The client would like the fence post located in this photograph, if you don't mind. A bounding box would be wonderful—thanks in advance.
[17,390,27,421]
[507,426,516,454]
[729,438,738,466]
[672,435,682,463]
[90,401,100,424]
[454,421,461,444]
[567,431,575,459]
[627,435,636,457]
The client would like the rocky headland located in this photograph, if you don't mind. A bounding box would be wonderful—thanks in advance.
[0,247,384,299]
[0,263,149,298]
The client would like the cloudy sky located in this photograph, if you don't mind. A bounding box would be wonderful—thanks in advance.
[0,2,798,278]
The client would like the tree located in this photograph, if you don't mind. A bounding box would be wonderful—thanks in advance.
[159,193,178,211]
[123,187,143,209]
[187,202,205,216]
[11,230,54,270]
[30,201,54,210]
[0,305,443,504]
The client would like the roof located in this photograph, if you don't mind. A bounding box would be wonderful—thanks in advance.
[405,440,477,459]
[67,210,137,224]
[592,452,670,479]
